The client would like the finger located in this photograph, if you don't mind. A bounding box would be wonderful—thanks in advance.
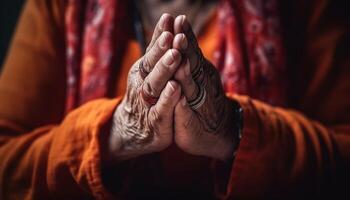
[175,96,196,130]
[149,81,181,132]
[174,15,202,72]
[174,96,199,149]
[146,13,174,53]
[142,31,174,76]
[174,96,232,160]
[143,49,182,98]
[174,15,197,45]
[174,58,199,102]
[172,33,200,102]
[172,33,188,51]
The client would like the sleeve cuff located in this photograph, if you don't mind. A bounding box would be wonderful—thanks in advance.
[48,97,122,199]
[82,98,122,199]
[224,94,288,198]
[212,94,261,197]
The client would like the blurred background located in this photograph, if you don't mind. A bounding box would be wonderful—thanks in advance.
[0,0,25,70]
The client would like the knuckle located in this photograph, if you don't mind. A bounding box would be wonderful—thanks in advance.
[143,55,153,72]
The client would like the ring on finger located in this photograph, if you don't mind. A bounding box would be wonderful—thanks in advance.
[139,60,150,79]
[140,85,159,106]
[191,52,204,81]
[188,83,206,110]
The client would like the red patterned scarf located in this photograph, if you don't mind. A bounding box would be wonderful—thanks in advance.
[65,0,286,112]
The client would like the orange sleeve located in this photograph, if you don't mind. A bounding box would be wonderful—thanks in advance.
[0,0,66,129]
[0,0,123,199]
[219,2,350,197]
[0,98,121,199]
[222,95,349,199]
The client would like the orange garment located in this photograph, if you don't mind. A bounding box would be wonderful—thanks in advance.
[0,0,349,199]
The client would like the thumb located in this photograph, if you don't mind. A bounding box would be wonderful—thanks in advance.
[149,80,181,132]
[174,96,200,151]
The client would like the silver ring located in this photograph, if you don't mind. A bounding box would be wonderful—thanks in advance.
[188,84,206,110]
[139,59,149,79]
[191,53,204,81]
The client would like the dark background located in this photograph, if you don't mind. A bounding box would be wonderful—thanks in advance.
[0,0,25,70]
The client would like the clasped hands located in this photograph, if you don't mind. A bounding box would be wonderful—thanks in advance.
[111,14,238,163]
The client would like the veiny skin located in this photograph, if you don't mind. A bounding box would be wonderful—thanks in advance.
[110,14,238,163]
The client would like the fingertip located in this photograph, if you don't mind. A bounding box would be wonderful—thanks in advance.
[161,13,173,20]
[159,31,174,48]
[180,15,190,31]
[160,13,170,24]
[169,48,182,62]
[173,33,188,50]
[174,15,183,34]
[162,48,181,67]
[168,80,179,91]
[160,13,174,31]
[174,15,183,23]
[164,80,181,98]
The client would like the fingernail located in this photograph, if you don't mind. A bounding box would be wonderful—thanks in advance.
[163,50,175,65]
[159,14,166,29]
[159,32,168,48]
[165,81,177,96]
[180,34,188,50]
[181,96,187,107]
[181,15,190,31]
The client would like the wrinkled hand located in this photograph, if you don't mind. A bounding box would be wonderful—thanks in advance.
[110,14,239,163]
[172,16,239,162]
[111,14,182,161]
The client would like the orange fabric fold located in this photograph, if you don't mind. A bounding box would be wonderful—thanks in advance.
[0,98,121,199]
[0,0,349,199]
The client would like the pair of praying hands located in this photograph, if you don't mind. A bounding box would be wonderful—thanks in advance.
[111,14,239,163]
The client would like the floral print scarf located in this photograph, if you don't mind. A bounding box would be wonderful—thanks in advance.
[65,0,286,111]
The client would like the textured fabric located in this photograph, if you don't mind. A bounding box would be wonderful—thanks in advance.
[65,0,128,111]
[0,0,350,199]
[214,0,286,106]
[65,0,286,112]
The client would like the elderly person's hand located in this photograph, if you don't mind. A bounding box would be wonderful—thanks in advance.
[110,14,182,162]
[172,15,241,162]
[109,14,240,163]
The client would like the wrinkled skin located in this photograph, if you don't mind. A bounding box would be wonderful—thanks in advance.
[111,14,238,163]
